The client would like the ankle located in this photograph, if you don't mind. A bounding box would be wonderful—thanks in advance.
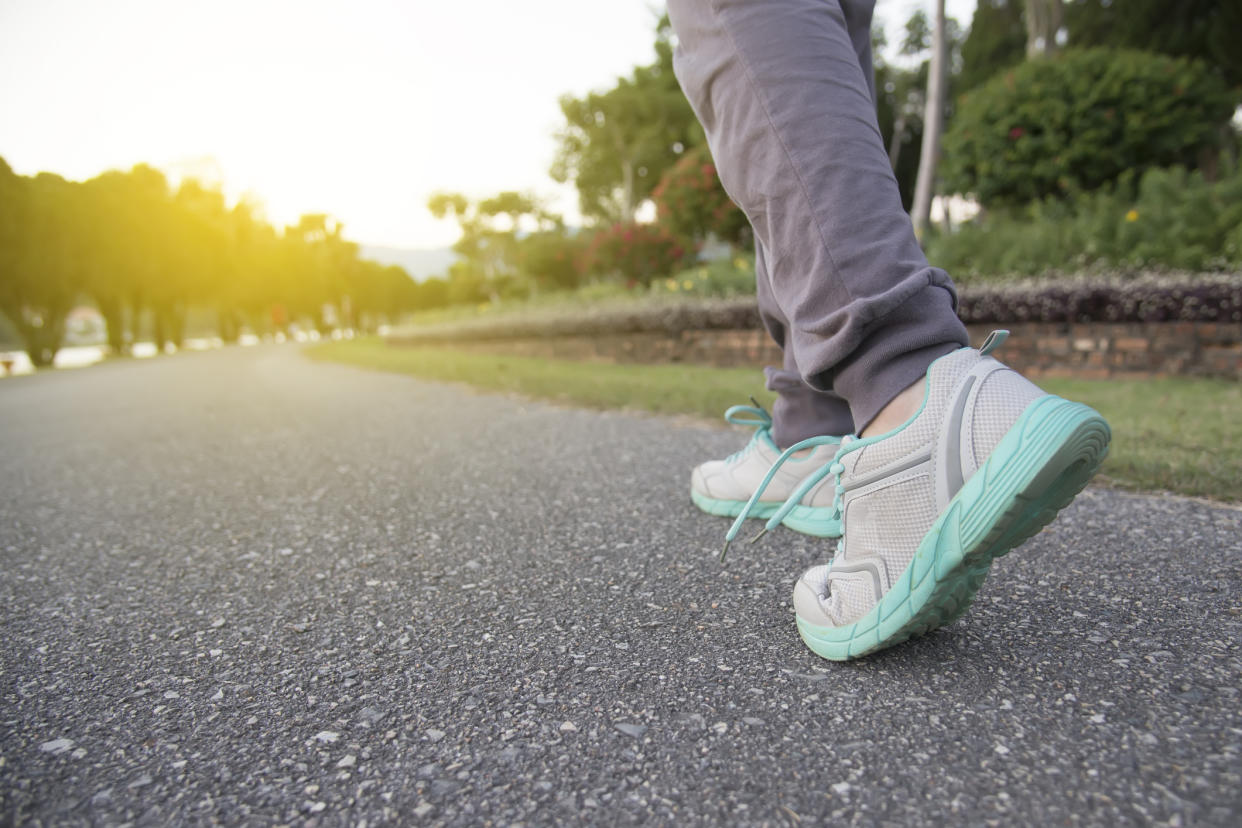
[860,379,924,439]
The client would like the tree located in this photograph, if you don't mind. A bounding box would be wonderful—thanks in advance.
[411,276,450,312]
[428,190,562,299]
[942,48,1236,206]
[875,9,964,211]
[217,199,277,342]
[70,165,170,353]
[551,16,704,223]
[0,169,88,366]
[1,155,388,361]
[283,213,357,332]
[150,179,231,348]
[0,160,32,353]
[1064,0,1242,88]
[1024,0,1064,57]
[348,261,416,332]
[911,0,949,234]
[958,0,1028,93]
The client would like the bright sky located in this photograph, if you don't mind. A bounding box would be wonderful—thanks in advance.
[0,0,975,249]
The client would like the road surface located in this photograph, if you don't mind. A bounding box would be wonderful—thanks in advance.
[2,345,1239,825]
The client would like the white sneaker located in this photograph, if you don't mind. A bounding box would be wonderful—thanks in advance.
[795,331,1110,659]
[732,332,1110,660]
[691,402,843,538]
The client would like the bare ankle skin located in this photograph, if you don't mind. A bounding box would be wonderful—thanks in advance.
[860,379,924,439]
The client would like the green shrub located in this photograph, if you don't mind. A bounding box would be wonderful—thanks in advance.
[581,222,689,288]
[942,48,1237,206]
[927,165,1242,280]
[515,230,587,292]
[651,254,756,298]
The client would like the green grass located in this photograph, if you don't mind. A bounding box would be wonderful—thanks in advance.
[306,338,777,418]
[307,338,1242,503]
[1034,376,1241,503]
[400,281,678,329]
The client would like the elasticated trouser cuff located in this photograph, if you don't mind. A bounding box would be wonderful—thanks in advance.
[826,282,967,432]
[764,365,855,447]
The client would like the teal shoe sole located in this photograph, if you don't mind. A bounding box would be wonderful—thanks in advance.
[691,489,842,538]
[796,395,1111,661]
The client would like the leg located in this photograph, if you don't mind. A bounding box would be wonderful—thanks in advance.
[667,0,968,431]
[754,240,854,447]
[691,243,846,538]
[671,0,1110,659]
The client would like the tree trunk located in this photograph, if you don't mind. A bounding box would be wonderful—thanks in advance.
[888,112,908,171]
[218,308,240,343]
[128,296,144,347]
[97,295,127,354]
[610,118,638,222]
[169,304,186,347]
[17,306,68,368]
[1025,0,1064,58]
[153,305,169,352]
[620,157,636,223]
[911,0,947,236]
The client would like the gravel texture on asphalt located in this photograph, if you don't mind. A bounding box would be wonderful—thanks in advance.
[1,345,1240,826]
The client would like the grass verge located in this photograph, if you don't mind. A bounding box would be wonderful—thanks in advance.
[306,338,1241,503]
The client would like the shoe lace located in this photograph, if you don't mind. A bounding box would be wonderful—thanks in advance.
[720,434,855,562]
[722,398,773,463]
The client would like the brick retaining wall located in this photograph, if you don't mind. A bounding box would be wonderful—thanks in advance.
[427,321,1242,380]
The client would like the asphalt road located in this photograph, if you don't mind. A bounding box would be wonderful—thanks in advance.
[2,344,1239,826]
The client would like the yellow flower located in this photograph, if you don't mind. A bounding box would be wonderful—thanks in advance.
[682,280,695,291]
[666,278,678,291]
[733,257,748,270]
[1125,209,1139,222]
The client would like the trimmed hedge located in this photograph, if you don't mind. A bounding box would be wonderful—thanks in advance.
[387,273,1242,343]
[957,274,1242,324]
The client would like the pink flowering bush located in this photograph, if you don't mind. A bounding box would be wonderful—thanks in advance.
[580,222,689,288]
[651,146,750,248]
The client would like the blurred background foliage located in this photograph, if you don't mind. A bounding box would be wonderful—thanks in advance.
[419,0,1242,309]
[942,48,1236,205]
[0,159,433,365]
[3,0,1240,368]
[928,164,1242,279]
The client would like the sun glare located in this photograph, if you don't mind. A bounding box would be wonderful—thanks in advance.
[0,0,662,249]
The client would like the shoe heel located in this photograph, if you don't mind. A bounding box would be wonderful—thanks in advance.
[797,395,1110,661]
[962,396,1111,565]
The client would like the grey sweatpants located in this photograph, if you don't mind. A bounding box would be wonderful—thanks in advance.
[667,0,969,446]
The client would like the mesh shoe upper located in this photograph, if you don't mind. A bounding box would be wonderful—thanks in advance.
[795,346,1046,627]
[692,427,840,505]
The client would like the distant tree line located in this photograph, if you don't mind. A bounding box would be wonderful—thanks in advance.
[0,158,447,366]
